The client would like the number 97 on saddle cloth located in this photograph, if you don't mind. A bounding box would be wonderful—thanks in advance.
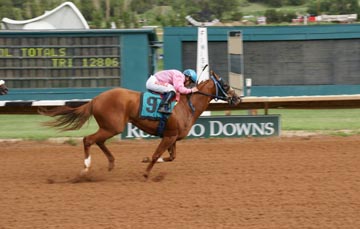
[139,91,176,120]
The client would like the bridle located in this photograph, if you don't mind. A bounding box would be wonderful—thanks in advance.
[187,71,240,113]
[195,74,230,101]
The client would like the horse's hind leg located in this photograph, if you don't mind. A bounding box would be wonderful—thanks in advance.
[97,142,115,171]
[163,142,177,162]
[82,136,92,174]
[82,128,117,174]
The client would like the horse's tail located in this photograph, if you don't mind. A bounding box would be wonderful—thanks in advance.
[38,101,93,131]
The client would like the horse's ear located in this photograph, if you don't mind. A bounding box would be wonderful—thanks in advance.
[212,71,221,80]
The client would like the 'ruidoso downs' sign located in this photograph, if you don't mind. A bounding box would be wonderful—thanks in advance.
[121,115,280,139]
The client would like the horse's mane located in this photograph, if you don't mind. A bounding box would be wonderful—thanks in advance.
[196,79,211,90]
[178,79,211,105]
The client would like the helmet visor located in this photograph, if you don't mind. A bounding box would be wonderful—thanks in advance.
[185,75,195,83]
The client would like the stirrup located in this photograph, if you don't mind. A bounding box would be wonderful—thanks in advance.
[158,105,172,114]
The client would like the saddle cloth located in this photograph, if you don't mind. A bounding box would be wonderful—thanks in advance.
[139,91,176,120]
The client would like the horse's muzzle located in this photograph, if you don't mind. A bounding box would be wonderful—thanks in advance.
[228,96,241,106]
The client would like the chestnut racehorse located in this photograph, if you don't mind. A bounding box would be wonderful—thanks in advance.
[39,71,241,178]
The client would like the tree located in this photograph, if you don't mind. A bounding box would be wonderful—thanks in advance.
[286,0,306,5]
[209,0,239,19]
[265,9,281,23]
[266,0,283,7]
[307,0,360,15]
[281,11,297,22]
[91,9,104,28]
[332,0,359,14]
[130,0,155,14]
[78,0,94,21]
[0,0,15,19]
[180,0,238,22]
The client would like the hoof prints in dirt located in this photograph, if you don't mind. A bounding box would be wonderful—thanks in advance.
[151,172,166,182]
[69,174,98,183]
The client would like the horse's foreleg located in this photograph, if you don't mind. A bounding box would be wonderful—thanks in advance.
[144,136,176,178]
[163,142,177,162]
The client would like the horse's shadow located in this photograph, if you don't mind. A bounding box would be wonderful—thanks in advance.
[45,169,167,184]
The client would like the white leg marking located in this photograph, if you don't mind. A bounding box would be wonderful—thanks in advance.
[157,157,164,163]
[84,155,92,168]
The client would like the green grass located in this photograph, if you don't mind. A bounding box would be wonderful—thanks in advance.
[213,109,360,133]
[270,109,360,131]
[2,109,360,139]
[0,114,98,140]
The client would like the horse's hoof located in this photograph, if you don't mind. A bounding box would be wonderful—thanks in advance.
[80,168,89,176]
[108,162,115,171]
[142,157,150,163]
[142,157,164,163]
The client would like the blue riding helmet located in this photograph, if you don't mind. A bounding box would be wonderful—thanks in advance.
[183,69,197,83]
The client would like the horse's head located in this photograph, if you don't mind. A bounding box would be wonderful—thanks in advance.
[197,71,241,106]
[0,80,8,95]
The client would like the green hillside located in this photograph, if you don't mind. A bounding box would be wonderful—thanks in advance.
[0,0,359,29]
[238,1,308,16]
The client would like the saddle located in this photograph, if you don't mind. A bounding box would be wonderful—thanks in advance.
[139,91,176,120]
[139,91,177,137]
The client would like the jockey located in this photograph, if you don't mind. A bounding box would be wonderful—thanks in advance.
[0,80,8,95]
[146,69,199,114]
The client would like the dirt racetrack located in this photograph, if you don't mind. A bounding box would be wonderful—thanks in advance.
[0,136,359,229]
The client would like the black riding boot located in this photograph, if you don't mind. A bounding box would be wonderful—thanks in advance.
[158,91,176,114]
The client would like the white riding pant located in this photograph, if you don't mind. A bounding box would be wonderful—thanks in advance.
[146,75,176,94]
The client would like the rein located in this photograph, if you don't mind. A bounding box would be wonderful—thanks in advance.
[196,91,228,100]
